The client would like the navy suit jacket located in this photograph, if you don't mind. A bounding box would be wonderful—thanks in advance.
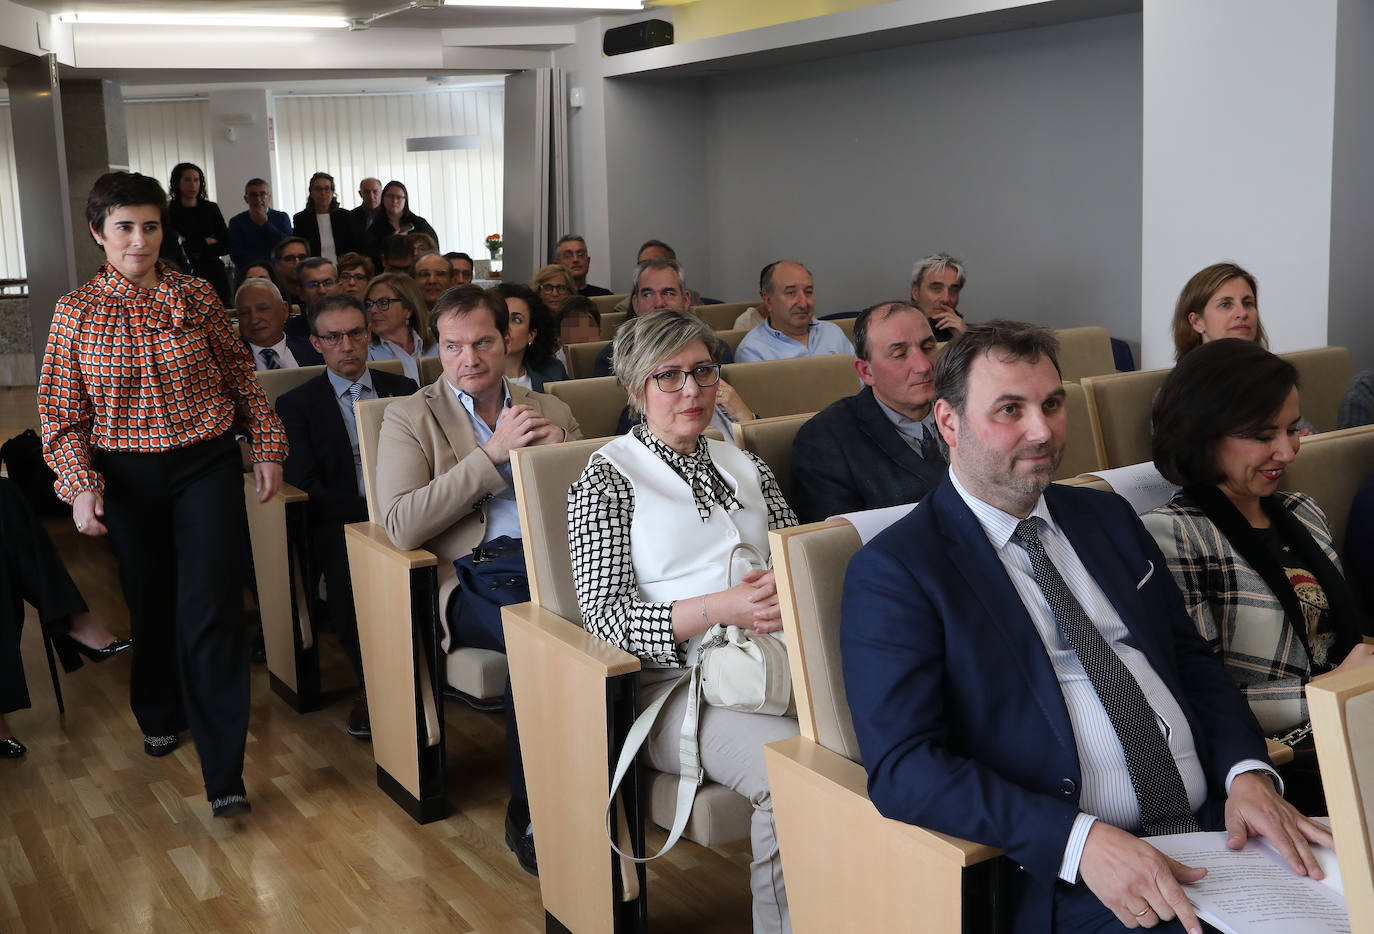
[275,368,418,526]
[791,385,945,522]
[244,334,325,369]
[841,478,1268,932]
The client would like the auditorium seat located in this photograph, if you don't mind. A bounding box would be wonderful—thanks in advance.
[419,354,441,385]
[715,328,749,354]
[590,293,629,315]
[1280,346,1355,433]
[342,396,508,822]
[692,300,754,331]
[1306,665,1374,931]
[1056,380,1104,480]
[503,439,752,932]
[1080,367,1169,469]
[1052,326,1117,381]
[766,518,1008,932]
[731,413,813,506]
[547,376,630,440]
[1277,424,1374,551]
[599,310,629,341]
[565,340,609,379]
[720,355,859,419]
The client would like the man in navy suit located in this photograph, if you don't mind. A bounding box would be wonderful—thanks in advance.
[791,300,945,521]
[841,321,1331,933]
[275,294,418,738]
[236,277,323,370]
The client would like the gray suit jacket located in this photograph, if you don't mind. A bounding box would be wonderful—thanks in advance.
[375,377,582,633]
[791,385,945,522]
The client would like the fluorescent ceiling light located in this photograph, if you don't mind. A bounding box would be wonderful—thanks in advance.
[443,0,643,8]
[57,12,350,27]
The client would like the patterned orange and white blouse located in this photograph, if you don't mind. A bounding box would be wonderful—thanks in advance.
[38,262,288,503]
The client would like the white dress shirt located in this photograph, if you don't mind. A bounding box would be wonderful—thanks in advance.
[248,336,299,371]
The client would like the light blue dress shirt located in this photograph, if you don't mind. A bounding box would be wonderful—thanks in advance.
[368,328,428,383]
[734,317,854,362]
[948,470,1276,883]
[325,367,375,496]
[445,377,523,544]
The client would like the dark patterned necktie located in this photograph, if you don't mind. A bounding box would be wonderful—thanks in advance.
[1013,517,1199,836]
[260,348,281,370]
[919,422,946,467]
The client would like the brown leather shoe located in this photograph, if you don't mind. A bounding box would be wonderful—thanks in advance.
[347,694,371,741]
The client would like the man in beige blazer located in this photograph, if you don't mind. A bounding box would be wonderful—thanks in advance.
[374,283,580,877]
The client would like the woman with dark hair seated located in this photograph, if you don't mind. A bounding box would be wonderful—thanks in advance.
[1143,338,1373,814]
[569,310,799,934]
[489,283,566,391]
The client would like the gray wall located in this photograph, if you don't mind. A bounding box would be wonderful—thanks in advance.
[1329,0,1374,371]
[692,14,1143,339]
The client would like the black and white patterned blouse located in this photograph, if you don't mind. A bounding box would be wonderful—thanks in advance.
[568,424,797,666]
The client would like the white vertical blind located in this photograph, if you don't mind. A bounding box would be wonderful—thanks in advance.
[0,105,26,280]
[273,87,504,257]
[125,99,219,201]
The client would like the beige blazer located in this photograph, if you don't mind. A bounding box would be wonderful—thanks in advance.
[375,376,582,639]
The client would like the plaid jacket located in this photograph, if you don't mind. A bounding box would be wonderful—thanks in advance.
[1141,490,1336,734]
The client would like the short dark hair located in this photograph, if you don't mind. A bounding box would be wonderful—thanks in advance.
[272,237,309,261]
[491,282,559,368]
[759,259,809,293]
[852,300,926,361]
[556,233,587,252]
[444,251,473,264]
[244,177,268,191]
[383,234,414,265]
[337,252,374,278]
[556,295,600,328]
[304,171,339,212]
[430,284,509,338]
[637,239,675,260]
[308,293,366,334]
[1151,338,1298,487]
[85,172,167,234]
[297,256,335,284]
[934,320,1062,415]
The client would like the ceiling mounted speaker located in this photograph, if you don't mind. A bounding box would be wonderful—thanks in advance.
[603,19,672,57]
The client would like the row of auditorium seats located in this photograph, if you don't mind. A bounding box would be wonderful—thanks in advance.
[501,423,1374,933]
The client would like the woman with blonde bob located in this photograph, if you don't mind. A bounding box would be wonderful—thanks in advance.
[568,309,799,934]
[530,263,576,311]
[1171,261,1269,362]
[364,271,433,384]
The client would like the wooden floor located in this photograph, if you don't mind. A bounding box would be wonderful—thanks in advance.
[0,384,755,934]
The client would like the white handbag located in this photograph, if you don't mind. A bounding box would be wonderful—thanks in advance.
[604,541,793,861]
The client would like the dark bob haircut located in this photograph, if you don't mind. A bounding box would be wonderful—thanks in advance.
[490,282,559,370]
[934,320,1061,415]
[1151,338,1299,487]
[85,171,167,235]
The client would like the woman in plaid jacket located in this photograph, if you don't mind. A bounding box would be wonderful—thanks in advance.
[1143,339,1372,814]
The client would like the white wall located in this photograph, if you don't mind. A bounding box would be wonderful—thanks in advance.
[1141,0,1339,369]
[698,14,1144,330]
[208,90,278,213]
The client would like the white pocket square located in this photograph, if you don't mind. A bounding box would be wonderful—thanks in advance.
[1136,561,1154,589]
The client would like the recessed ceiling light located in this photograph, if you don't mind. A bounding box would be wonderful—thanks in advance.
[57,12,350,27]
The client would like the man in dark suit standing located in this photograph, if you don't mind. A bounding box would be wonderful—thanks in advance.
[275,294,418,738]
[349,177,381,242]
[842,321,1331,934]
[791,300,945,521]
[236,277,324,369]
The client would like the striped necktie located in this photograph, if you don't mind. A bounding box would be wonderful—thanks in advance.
[348,381,363,411]
[1013,517,1200,836]
[260,348,281,370]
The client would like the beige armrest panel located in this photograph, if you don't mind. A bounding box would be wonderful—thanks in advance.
[243,478,313,691]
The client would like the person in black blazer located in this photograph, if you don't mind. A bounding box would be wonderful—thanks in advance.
[235,277,325,369]
[275,294,418,738]
[791,300,946,522]
[291,172,359,262]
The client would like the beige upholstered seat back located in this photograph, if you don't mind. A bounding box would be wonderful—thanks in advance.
[1057,381,1104,480]
[1278,425,1374,552]
[564,339,608,379]
[715,328,750,354]
[356,396,403,524]
[547,377,630,440]
[1282,346,1355,433]
[721,354,860,419]
[511,438,612,623]
[417,355,442,385]
[1306,667,1374,930]
[590,293,628,315]
[1081,367,1169,469]
[772,520,865,761]
[732,413,814,506]
[255,365,323,405]
[599,311,629,340]
[692,301,755,331]
[1053,326,1117,382]
[833,317,857,342]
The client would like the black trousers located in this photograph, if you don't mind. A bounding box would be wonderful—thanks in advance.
[311,522,363,681]
[0,477,87,713]
[98,434,250,800]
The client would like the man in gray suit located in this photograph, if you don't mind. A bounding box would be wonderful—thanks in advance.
[791,300,946,522]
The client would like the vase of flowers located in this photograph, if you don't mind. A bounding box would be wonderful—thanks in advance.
[485,233,503,277]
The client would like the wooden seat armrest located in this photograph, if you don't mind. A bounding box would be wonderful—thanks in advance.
[344,521,438,568]
[276,481,308,505]
[1265,737,1294,767]
[503,601,641,677]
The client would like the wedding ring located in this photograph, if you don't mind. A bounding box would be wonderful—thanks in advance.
[1134,907,1152,918]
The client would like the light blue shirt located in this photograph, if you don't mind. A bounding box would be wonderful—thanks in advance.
[948,470,1276,883]
[325,367,375,496]
[368,328,427,383]
[445,377,522,544]
[734,317,853,363]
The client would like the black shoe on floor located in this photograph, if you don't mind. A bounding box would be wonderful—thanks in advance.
[505,811,538,877]
[211,794,252,818]
[346,695,371,741]
[143,734,179,757]
[0,737,26,758]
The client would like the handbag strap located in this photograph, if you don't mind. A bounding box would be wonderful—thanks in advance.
[604,666,704,863]
[724,540,769,588]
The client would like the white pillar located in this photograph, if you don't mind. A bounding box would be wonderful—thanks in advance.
[208,90,279,217]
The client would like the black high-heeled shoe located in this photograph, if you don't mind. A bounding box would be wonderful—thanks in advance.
[66,635,133,664]
[0,737,26,758]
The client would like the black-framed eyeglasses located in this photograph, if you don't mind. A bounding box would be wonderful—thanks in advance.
[315,327,368,347]
[648,364,720,392]
[365,297,403,311]
[302,278,337,291]
[339,272,368,284]
[538,283,570,294]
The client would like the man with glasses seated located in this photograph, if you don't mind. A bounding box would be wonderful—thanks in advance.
[236,277,323,370]
[228,178,292,273]
[297,257,341,310]
[276,294,418,740]
[554,233,611,296]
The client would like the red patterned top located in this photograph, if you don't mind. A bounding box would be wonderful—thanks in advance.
[38,262,288,503]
